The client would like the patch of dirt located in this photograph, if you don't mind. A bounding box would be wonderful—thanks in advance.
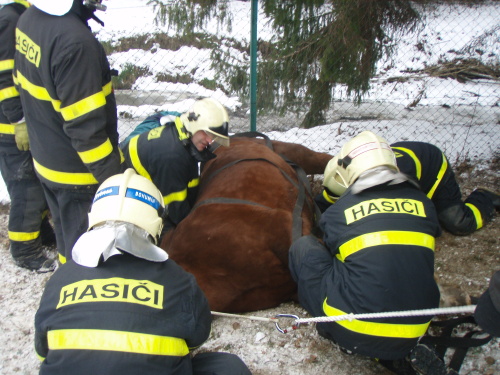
[434,156,499,300]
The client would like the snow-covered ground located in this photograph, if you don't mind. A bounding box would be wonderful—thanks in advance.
[0,2,499,375]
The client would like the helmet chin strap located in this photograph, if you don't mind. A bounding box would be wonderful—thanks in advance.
[90,12,104,26]
[83,0,105,26]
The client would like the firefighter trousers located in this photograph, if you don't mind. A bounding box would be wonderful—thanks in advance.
[41,183,96,263]
[0,143,54,261]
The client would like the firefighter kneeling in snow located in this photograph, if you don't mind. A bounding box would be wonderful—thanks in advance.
[289,131,441,373]
[317,140,499,236]
[35,169,251,375]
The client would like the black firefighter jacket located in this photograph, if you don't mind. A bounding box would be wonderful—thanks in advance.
[13,6,122,188]
[35,253,212,375]
[319,182,441,360]
[391,141,450,202]
[123,117,202,226]
[0,1,26,140]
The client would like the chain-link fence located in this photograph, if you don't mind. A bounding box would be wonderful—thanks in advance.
[0,1,499,202]
[96,1,498,161]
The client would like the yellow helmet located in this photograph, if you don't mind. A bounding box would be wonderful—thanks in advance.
[88,169,164,244]
[180,98,230,146]
[327,131,398,191]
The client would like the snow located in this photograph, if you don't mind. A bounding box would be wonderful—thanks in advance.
[1,1,498,202]
[0,1,499,374]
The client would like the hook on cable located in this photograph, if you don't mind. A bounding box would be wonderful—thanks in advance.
[274,314,301,333]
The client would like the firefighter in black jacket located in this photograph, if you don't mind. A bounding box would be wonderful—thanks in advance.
[316,140,499,236]
[289,131,441,366]
[122,98,230,231]
[35,168,251,375]
[391,141,498,235]
[0,0,56,271]
[14,0,123,264]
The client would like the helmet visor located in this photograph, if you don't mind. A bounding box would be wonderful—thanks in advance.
[206,122,230,146]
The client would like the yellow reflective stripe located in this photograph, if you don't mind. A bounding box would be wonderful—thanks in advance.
[102,81,113,96]
[36,353,45,362]
[60,82,112,120]
[14,71,112,117]
[58,253,66,264]
[465,203,483,230]
[426,153,448,199]
[8,230,40,241]
[119,147,125,163]
[163,178,197,205]
[0,59,14,72]
[60,91,106,121]
[187,178,199,188]
[48,329,189,357]
[14,71,53,101]
[0,123,16,134]
[392,147,421,180]
[323,189,338,204]
[174,117,190,140]
[164,189,188,205]
[78,139,113,164]
[33,159,98,185]
[15,0,31,8]
[0,86,19,101]
[14,70,62,111]
[322,300,430,338]
[128,135,152,181]
[338,231,435,261]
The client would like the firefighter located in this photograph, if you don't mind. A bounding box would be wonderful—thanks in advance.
[391,141,498,235]
[122,97,230,232]
[35,168,252,375]
[316,140,499,236]
[289,131,441,370]
[0,0,56,272]
[14,0,123,264]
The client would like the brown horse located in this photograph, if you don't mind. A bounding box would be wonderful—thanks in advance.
[160,134,332,312]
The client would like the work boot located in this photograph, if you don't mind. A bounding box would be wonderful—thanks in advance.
[410,344,458,375]
[378,357,418,375]
[14,254,57,273]
[40,217,57,246]
[475,188,500,211]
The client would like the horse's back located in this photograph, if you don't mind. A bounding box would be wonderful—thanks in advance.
[162,137,327,312]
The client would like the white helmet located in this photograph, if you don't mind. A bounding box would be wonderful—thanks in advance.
[0,0,29,4]
[30,0,73,15]
[31,0,106,16]
[0,0,21,5]
[88,169,164,244]
[180,98,230,146]
[326,131,398,192]
[323,155,348,197]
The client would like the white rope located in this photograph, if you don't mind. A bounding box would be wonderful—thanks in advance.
[212,305,477,334]
[211,311,277,323]
[295,305,477,324]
